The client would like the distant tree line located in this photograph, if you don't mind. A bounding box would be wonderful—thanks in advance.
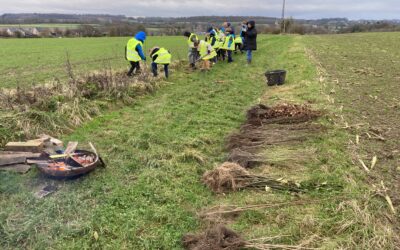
[1,16,400,38]
[0,23,146,38]
[339,21,400,33]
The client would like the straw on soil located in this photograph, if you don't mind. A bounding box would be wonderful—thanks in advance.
[182,225,246,250]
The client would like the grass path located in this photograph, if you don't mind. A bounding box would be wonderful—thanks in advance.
[1,35,279,249]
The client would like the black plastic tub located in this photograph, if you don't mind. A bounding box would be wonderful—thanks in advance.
[265,70,287,86]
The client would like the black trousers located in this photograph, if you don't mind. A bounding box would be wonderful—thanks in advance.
[152,62,169,78]
[127,61,140,76]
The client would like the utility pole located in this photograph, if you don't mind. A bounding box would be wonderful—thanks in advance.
[281,0,286,34]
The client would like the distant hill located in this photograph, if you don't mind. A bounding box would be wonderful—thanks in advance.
[2,13,400,26]
[1,13,399,37]
[0,13,131,24]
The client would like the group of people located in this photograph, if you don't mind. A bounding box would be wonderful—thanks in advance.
[126,31,172,78]
[185,20,258,71]
[125,20,258,78]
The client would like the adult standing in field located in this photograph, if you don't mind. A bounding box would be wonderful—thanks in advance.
[126,31,147,76]
[243,21,257,64]
[184,31,199,69]
[149,47,172,78]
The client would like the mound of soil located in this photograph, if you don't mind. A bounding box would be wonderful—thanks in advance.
[247,103,320,126]
[182,225,245,250]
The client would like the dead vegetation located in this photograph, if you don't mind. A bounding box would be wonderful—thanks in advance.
[0,63,166,147]
[183,225,319,250]
[246,104,321,126]
[202,162,302,193]
[227,104,322,168]
[187,103,329,249]
[182,225,246,250]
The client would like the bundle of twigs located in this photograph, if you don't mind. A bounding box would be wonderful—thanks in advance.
[183,225,319,250]
[246,103,321,126]
[202,162,302,194]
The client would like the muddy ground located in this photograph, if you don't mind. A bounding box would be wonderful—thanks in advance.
[306,33,400,236]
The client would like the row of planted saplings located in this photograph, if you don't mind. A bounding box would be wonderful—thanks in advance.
[182,103,331,250]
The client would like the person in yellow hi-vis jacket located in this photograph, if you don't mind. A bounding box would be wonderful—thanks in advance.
[149,47,172,78]
[184,31,199,69]
[216,28,226,61]
[234,35,244,54]
[195,40,217,71]
[206,27,220,63]
[125,31,146,76]
[222,28,235,63]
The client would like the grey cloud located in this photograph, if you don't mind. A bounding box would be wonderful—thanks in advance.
[0,0,399,19]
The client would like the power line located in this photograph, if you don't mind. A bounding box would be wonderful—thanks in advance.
[281,0,286,33]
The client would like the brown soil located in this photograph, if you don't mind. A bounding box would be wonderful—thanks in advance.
[182,225,246,250]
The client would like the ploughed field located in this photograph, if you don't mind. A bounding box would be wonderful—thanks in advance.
[0,36,186,88]
[1,33,400,249]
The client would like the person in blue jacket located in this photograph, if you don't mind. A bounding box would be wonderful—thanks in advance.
[126,31,147,76]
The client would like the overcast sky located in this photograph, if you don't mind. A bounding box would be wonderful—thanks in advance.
[0,0,399,20]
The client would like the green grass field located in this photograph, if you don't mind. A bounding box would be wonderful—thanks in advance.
[1,33,399,249]
[0,36,187,88]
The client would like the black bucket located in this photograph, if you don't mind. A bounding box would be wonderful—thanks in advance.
[265,70,287,86]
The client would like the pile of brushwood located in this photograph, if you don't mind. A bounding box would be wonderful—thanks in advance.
[184,104,336,249]
[228,104,323,168]
[183,225,319,250]
[202,162,302,194]
[246,103,321,126]
[183,225,245,250]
